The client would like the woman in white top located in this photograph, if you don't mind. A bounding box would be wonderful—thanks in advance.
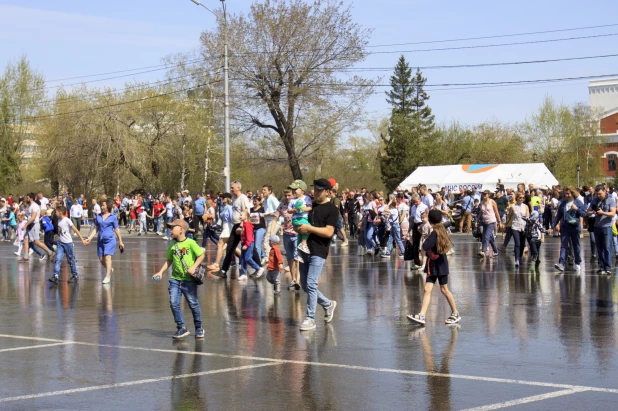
[397,194,410,242]
[508,193,530,266]
[476,190,502,258]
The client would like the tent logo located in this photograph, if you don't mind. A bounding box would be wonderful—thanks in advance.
[461,164,498,174]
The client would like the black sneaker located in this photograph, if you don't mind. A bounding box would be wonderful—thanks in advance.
[195,328,205,339]
[287,281,296,290]
[173,328,190,339]
[48,276,59,284]
[212,270,227,278]
[68,276,79,283]
[294,282,301,291]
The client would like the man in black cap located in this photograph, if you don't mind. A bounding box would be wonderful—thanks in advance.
[294,178,338,331]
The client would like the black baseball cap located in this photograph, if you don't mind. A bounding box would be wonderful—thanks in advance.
[312,178,333,190]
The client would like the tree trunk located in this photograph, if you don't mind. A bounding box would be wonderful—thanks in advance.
[202,131,210,193]
[180,136,186,191]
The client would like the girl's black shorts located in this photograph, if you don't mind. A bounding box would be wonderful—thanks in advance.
[426,274,448,285]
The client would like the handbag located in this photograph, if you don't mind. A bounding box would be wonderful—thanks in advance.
[173,242,205,285]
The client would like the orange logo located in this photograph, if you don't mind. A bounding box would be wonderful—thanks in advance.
[461,164,498,174]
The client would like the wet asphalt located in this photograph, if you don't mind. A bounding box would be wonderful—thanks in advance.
[0,229,617,410]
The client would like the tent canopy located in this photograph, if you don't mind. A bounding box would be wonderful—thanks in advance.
[398,164,559,192]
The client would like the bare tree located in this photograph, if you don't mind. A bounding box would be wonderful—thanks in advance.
[198,0,376,179]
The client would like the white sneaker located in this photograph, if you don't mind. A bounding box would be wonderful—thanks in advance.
[341,240,348,247]
[102,277,111,284]
[299,317,316,331]
[29,249,34,256]
[574,264,581,271]
[255,267,265,278]
[554,263,565,272]
[297,242,310,254]
[238,274,248,281]
[162,236,169,240]
[13,252,19,256]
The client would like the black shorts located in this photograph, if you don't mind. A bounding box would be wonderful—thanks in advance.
[426,274,448,285]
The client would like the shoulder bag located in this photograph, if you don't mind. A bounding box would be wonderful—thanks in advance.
[173,242,205,285]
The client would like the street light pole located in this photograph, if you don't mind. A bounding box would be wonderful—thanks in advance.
[190,0,230,192]
[576,164,581,188]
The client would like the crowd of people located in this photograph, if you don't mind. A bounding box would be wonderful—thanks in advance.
[2,180,617,336]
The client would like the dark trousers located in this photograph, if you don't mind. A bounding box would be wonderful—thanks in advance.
[119,211,127,227]
[411,222,422,266]
[221,223,241,272]
[527,237,541,260]
[512,230,525,261]
[44,231,56,251]
[348,213,358,238]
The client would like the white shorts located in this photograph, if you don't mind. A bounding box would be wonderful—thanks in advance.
[27,223,40,242]
[220,222,233,239]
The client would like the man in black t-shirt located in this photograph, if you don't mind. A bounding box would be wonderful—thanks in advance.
[295,178,338,331]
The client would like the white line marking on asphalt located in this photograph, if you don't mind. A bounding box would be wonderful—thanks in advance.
[0,342,71,353]
[460,388,589,411]
[0,362,280,403]
[3,334,618,395]
[0,334,65,343]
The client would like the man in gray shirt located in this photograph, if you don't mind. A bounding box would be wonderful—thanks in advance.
[588,186,616,274]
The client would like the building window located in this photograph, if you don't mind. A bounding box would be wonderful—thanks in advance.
[609,155,617,171]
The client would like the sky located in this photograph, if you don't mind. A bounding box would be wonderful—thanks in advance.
[1,0,617,126]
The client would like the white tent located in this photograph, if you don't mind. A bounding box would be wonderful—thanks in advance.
[398,164,559,192]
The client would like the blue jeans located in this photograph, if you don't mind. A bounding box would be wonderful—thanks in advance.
[53,242,78,277]
[299,253,331,320]
[240,242,261,275]
[253,228,265,260]
[166,216,173,237]
[364,222,376,252]
[1,222,8,240]
[589,230,597,257]
[386,223,404,254]
[560,226,582,265]
[201,225,220,247]
[594,226,613,270]
[283,234,298,262]
[481,223,498,254]
[154,216,162,233]
[168,279,202,330]
[29,241,44,257]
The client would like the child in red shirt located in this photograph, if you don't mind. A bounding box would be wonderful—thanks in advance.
[266,235,284,295]
[239,210,264,281]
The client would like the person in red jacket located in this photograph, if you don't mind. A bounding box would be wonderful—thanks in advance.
[238,210,264,281]
[266,235,284,294]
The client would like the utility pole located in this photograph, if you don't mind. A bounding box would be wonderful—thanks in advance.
[190,0,230,192]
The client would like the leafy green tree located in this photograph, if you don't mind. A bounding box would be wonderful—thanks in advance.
[385,55,414,117]
[410,68,435,135]
[0,56,45,193]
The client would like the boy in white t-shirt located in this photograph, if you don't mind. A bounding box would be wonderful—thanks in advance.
[49,205,88,284]
[138,208,148,236]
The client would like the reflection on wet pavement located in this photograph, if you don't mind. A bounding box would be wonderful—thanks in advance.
[0,235,617,410]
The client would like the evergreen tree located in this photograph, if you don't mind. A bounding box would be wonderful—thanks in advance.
[410,68,435,135]
[385,55,414,117]
[379,113,422,190]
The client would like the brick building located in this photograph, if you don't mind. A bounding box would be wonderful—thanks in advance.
[590,78,618,177]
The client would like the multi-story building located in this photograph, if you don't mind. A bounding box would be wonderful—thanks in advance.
[589,78,618,177]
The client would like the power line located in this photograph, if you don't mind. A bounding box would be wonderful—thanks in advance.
[23,79,223,121]
[365,22,618,48]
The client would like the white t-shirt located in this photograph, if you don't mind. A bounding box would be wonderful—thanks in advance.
[28,202,41,227]
[93,204,101,215]
[232,194,252,224]
[57,217,74,243]
[422,194,434,209]
[289,196,312,220]
[387,207,400,224]
[139,210,147,222]
[398,202,409,221]
[411,202,428,224]
[70,204,83,219]
[39,197,49,211]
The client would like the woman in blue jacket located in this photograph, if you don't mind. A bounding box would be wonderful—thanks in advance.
[553,187,586,272]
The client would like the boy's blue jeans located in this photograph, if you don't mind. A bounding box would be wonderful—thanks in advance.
[166,216,173,237]
[240,242,261,275]
[54,242,78,277]
[299,252,331,320]
[168,279,202,330]
[386,223,405,254]
[1,222,8,240]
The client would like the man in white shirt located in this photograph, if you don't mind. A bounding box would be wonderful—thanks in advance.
[261,184,281,258]
[70,202,83,234]
[20,193,54,262]
[420,185,434,209]
[409,194,428,269]
[214,180,252,278]
[37,193,49,211]
[92,199,101,216]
